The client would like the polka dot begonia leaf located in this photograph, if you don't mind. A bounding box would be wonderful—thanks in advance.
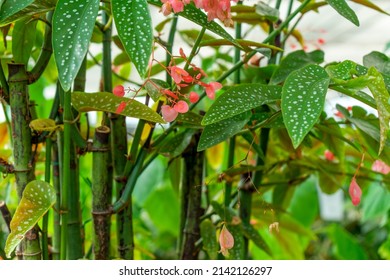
[5,180,56,258]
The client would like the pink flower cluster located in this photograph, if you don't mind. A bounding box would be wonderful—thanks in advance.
[161,0,236,26]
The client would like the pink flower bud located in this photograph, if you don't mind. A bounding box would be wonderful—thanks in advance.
[173,100,189,113]
[113,85,125,97]
[324,150,335,161]
[115,101,127,114]
[349,178,362,206]
[219,225,234,257]
[161,105,178,122]
[189,91,200,103]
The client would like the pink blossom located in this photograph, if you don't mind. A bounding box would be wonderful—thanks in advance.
[372,160,390,175]
[170,66,190,84]
[113,85,125,97]
[189,91,200,103]
[173,100,189,113]
[205,81,222,99]
[349,178,362,206]
[161,105,179,122]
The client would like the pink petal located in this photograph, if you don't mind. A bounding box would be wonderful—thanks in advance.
[161,105,178,122]
[349,178,362,206]
[173,100,189,113]
[324,150,335,161]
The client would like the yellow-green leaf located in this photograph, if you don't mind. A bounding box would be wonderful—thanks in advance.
[5,180,56,258]
[367,67,390,154]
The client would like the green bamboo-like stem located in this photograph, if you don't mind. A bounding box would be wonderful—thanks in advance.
[183,27,206,71]
[8,63,41,260]
[51,135,61,260]
[166,14,178,85]
[60,89,72,260]
[92,125,111,259]
[224,136,236,208]
[42,137,52,260]
[180,135,204,260]
[65,57,86,260]
[28,12,53,84]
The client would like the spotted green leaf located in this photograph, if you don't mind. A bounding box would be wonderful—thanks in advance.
[112,0,153,78]
[198,111,251,151]
[200,220,218,260]
[282,64,330,148]
[72,91,165,123]
[5,180,56,258]
[148,0,236,46]
[270,50,325,85]
[241,222,272,256]
[202,84,281,125]
[53,0,100,92]
[12,18,37,64]
[326,0,359,26]
[367,67,390,155]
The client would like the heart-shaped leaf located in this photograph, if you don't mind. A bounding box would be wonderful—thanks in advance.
[367,67,390,154]
[53,0,100,92]
[326,0,359,26]
[282,64,330,148]
[202,84,281,125]
[29,118,63,133]
[198,111,251,151]
[5,180,56,258]
[112,0,153,78]
[72,91,165,123]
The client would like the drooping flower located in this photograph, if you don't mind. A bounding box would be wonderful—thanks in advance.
[115,101,127,114]
[371,160,390,175]
[173,100,189,113]
[170,66,190,84]
[113,85,125,97]
[205,81,222,99]
[161,105,179,122]
[219,225,234,257]
[189,91,200,103]
[349,178,362,206]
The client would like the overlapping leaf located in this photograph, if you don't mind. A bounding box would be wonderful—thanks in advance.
[12,18,37,64]
[0,0,56,26]
[72,91,165,123]
[198,111,251,151]
[112,0,153,78]
[53,0,100,91]
[5,180,56,257]
[270,50,324,85]
[202,84,281,125]
[282,64,330,148]
[367,67,390,154]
